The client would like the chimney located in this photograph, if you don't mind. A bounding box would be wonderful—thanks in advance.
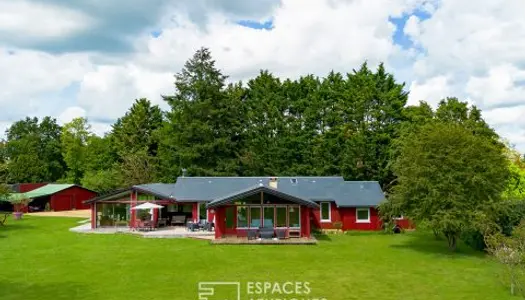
[269,177,278,189]
[182,168,187,177]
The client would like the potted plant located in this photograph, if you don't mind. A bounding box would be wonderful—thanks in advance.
[11,195,30,220]
[138,210,151,221]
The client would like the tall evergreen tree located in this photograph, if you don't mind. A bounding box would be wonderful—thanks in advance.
[112,98,163,157]
[159,47,242,179]
[341,63,408,187]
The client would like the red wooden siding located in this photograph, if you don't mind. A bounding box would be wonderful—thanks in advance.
[311,205,414,231]
[18,183,47,193]
[49,186,98,211]
[312,205,382,231]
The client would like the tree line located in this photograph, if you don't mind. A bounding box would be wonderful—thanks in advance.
[3,48,517,193]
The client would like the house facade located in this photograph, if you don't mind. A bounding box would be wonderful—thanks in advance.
[86,176,407,238]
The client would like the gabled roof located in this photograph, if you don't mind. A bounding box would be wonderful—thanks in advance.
[207,184,319,208]
[84,188,132,204]
[170,177,344,202]
[328,181,386,207]
[24,184,76,198]
[85,177,386,207]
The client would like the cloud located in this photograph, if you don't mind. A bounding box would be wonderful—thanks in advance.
[0,0,93,42]
[0,48,91,122]
[77,0,424,122]
[58,106,86,125]
[1,0,525,153]
[408,75,452,106]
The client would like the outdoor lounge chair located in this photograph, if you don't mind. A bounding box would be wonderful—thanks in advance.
[157,218,167,228]
[203,222,214,232]
[247,228,258,240]
[170,215,186,226]
[259,227,274,239]
[275,228,288,239]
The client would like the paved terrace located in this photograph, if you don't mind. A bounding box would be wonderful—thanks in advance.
[70,223,214,240]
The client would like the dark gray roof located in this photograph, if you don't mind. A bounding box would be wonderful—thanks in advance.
[328,181,386,207]
[134,177,385,207]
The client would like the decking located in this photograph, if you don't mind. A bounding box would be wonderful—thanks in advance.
[210,237,317,245]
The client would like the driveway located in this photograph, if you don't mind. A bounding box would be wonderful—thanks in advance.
[29,209,91,218]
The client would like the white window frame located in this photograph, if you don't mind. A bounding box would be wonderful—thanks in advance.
[393,214,404,220]
[356,207,370,223]
[320,202,331,223]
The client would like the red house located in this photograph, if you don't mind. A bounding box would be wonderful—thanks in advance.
[86,177,408,238]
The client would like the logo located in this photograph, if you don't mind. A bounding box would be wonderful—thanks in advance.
[198,281,327,300]
[198,282,241,300]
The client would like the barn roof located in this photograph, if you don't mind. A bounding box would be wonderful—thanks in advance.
[24,184,76,199]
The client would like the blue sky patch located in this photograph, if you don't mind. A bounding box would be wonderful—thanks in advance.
[390,10,432,49]
[237,19,274,30]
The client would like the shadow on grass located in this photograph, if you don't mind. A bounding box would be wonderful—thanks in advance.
[389,232,484,258]
[313,234,332,241]
[344,230,384,236]
[0,223,35,232]
[0,281,92,300]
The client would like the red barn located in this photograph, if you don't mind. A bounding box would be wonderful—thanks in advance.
[24,184,98,212]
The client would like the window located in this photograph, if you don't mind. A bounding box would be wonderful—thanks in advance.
[393,214,404,220]
[320,202,331,222]
[356,208,370,223]
[290,178,297,184]
[250,207,261,228]
[288,206,300,228]
[263,206,275,228]
[276,207,287,227]
[237,206,248,228]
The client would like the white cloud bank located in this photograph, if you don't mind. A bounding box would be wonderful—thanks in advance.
[1,0,525,151]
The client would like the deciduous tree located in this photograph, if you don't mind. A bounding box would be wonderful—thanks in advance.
[391,122,509,251]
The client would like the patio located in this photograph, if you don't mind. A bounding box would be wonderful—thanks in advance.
[210,236,317,245]
[70,223,215,239]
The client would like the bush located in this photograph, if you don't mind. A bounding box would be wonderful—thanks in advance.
[485,220,525,297]
[464,201,525,251]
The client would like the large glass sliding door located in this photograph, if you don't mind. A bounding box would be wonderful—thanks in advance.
[250,207,261,227]
[276,206,287,228]
[263,206,275,228]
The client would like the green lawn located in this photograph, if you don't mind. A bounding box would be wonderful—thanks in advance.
[0,216,518,300]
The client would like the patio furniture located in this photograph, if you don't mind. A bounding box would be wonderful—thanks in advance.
[157,218,167,228]
[143,220,155,231]
[203,222,214,232]
[247,228,258,240]
[275,228,288,239]
[187,221,200,231]
[259,227,274,239]
[171,215,186,226]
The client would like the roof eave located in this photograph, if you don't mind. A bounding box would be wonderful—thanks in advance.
[207,186,319,209]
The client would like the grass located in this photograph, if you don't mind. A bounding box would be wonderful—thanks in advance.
[0,216,519,300]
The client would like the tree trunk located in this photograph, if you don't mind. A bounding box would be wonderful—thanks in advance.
[433,228,440,240]
[446,234,457,251]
